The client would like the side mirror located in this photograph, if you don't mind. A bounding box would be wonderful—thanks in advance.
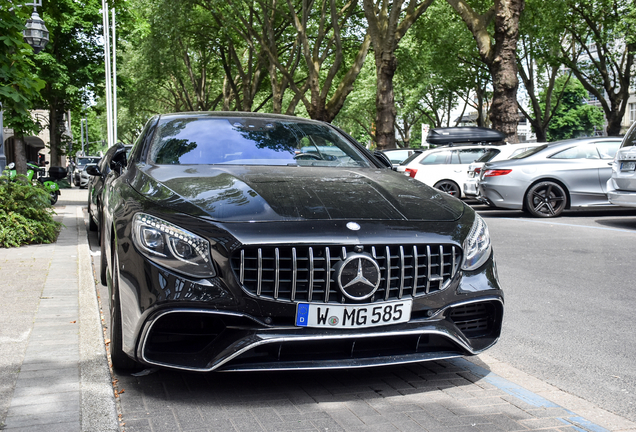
[373,151,393,169]
[109,146,128,174]
[86,165,101,176]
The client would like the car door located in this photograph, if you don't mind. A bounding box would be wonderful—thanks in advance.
[548,143,609,204]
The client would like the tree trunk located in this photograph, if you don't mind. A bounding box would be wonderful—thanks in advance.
[375,52,398,150]
[13,135,27,175]
[488,0,523,143]
[49,104,61,163]
[447,0,524,143]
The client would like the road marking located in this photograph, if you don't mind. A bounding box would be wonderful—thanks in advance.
[450,358,611,432]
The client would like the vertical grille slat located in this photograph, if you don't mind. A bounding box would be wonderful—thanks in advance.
[231,244,462,304]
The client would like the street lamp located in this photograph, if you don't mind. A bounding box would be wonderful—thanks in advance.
[0,1,49,172]
[23,7,49,54]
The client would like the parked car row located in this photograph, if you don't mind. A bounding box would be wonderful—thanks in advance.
[88,113,504,373]
[388,127,635,218]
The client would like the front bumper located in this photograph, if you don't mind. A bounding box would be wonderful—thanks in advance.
[137,296,503,372]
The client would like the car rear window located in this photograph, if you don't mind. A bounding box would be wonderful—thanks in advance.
[510,144,548,159]
[147,117,371,167]
[621,123,636,147]
[475,149,501,163]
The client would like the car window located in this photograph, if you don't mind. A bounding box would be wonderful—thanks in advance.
[76,157,101,166]
[510,144,548,159]
[457,148,489,164]
[401,151,423,165]
[621,123,636,147]
[147,117,371,167]
[595,141,621,159]
[475,149,501,163]
[419,150,451,165]
[550,144,600,160]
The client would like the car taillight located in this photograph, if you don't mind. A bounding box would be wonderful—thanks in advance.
[405,168,417,178]
[474,167,481,175]
[484,169,512,177]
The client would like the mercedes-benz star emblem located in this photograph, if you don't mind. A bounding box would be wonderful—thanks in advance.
[336,254,381,300]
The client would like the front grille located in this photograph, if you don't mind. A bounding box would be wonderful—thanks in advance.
[231,244,462,304]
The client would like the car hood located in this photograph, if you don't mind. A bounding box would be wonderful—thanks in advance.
[129,165,465,222]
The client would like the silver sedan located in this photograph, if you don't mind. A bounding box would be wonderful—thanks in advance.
[477,137,622,217]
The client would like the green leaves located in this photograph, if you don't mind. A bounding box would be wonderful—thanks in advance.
[0,174,62,248]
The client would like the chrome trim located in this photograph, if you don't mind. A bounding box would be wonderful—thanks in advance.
[426,245,431,294]
[291,247,297,301]
[274,248,280,300]
[384,246,391,301]
[257,248,262,296]
[308,247,314,302]
[324,247,331,302]
[399,246,405,299]
[440,245,445,282]
[451,246,456,278]
[413,246,419,296]
[240,249,244,284]
[138,297,502,373]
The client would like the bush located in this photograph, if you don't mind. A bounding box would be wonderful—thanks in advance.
[0,173,62,247]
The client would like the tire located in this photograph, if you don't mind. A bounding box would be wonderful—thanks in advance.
[50,192,58,205]
[110,251,138,371]
[525,181,567,218]
[88,202,98,232]
[100,223,108,286]
[433,180,461,197]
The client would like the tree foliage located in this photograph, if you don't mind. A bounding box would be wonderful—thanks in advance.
[0,1,46,173]
[540,76,605,141]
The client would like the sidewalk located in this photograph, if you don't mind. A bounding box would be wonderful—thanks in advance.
[0,188,117,432]
[1,188,635,432]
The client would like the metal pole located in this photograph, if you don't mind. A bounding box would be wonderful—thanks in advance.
[80,119,85,156]
[102,0,113,148]
[0,102,5,172]
[112,8,117,145]
[82,119,90,156]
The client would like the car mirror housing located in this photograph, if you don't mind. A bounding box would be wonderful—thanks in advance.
[86,165,101,176]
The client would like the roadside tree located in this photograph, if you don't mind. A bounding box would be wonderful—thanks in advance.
[0,2,45,174]
[446,0,525,143]
[540,75,605,141]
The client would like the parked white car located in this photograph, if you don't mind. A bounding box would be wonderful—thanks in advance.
[607,122,636,207]
[397,145,502,197]
[463,143,545,198]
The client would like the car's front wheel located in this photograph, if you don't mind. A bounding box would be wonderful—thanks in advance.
[110,251,138,371]
[525,181,567,217]
[434,180,461,197]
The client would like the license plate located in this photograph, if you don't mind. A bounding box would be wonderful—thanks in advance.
[620,161,636,172]
[295,300,412,329]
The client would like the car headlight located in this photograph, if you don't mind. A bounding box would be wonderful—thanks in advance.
[462,213,492,271]
[132,213,216,278]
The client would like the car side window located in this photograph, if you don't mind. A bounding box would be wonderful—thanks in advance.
[419,150,451,165]
[551,145,599,160]
[457,148,488,164]
[595,141,621,159]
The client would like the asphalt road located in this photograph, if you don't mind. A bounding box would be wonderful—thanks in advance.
[473,204,636,422]
[88,203,636,425]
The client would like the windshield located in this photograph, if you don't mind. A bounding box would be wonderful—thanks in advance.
[475,149,500,163]
[147,117,371,168]
[77,157,101,166]
[510,144,548,159]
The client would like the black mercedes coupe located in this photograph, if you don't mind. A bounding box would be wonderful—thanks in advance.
[100,112,503,372]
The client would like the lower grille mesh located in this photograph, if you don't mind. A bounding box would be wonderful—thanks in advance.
[231,244,462,304]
